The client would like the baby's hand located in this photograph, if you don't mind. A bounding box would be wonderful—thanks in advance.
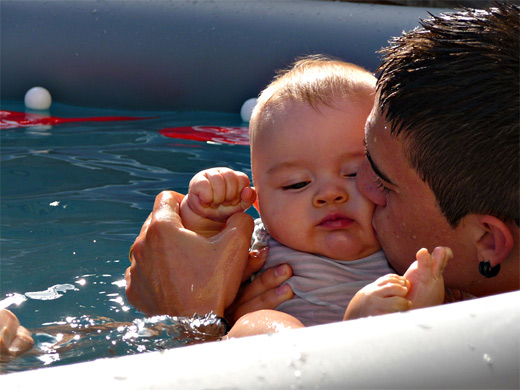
[181,168,256,237]
[343,274,411,321]
[187,168,255,221]
[404,247,452,309]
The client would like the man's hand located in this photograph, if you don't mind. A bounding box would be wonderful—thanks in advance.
[226,248,294,324]
[125,191,254,317]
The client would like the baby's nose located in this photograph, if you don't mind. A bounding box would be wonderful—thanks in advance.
[313,186,348,207]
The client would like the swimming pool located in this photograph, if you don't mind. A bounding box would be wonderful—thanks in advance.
[0,101,256,373]
[2,1,518,388]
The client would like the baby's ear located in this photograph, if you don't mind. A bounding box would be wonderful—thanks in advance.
[252,188,260,213]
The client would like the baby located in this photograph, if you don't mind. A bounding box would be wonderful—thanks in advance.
[180,56,448,326]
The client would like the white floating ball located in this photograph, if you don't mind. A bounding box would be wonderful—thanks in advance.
[24,87,52,110]
[240,97,257,123]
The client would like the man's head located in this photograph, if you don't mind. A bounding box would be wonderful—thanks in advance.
[357,3,519,295]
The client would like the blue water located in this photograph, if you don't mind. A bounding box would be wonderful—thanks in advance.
[0,102,255,373]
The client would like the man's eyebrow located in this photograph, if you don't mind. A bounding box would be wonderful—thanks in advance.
[365,147,395,186]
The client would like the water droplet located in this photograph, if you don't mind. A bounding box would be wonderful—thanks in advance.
[483,353,493,364]
[417,324,431,330]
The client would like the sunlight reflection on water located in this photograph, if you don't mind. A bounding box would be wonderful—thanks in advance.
[1,102,255,373]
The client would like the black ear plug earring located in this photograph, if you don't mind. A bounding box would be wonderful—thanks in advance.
[479,261,500,278]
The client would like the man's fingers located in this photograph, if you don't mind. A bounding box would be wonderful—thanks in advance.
[218,211,255,239]
[211,211,253,274]
[138,211,152,237]
[235,264,292,305]
[125,263,145,314]
[152,191,186,229]
[242,247,268,282]
[226,263,293,323]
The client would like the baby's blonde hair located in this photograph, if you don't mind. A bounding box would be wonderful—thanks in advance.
[250,55,376,141]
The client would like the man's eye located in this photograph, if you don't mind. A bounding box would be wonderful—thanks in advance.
[373,176,390,194]
[283,182,309,190]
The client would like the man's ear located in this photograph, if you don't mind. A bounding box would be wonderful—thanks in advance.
[474,215,514,267]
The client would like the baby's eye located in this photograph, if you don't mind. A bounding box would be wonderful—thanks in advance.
[344,172,357,178]
[283,181,310,190]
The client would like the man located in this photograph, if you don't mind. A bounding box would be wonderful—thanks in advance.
[356,2,519,298]
[125,3,519,334]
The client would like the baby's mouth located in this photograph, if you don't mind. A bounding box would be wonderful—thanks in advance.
[318,214,355,229]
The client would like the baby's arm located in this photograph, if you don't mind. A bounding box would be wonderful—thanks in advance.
[343,274,411,321]
[180,168,256,237]
[343,247,452,321]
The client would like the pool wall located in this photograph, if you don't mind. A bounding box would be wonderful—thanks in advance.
[2,1,519,388]
[3,291,519,389]
[4,0,441,112]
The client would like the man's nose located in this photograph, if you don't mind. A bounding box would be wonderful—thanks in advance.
[357,159,387,207]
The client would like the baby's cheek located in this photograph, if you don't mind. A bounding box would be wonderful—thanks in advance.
[263,208,299,245]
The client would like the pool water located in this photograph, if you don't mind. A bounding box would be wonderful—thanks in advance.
[0,102,256,373]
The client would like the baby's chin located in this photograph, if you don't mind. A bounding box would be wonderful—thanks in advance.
[314,235,382,261]
[272,230,381,261]
[318,249,379,262]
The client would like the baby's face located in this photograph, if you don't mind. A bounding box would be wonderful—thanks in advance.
[251,98,380,261]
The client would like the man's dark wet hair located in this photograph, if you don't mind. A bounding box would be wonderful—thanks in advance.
[377,2,519,227]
